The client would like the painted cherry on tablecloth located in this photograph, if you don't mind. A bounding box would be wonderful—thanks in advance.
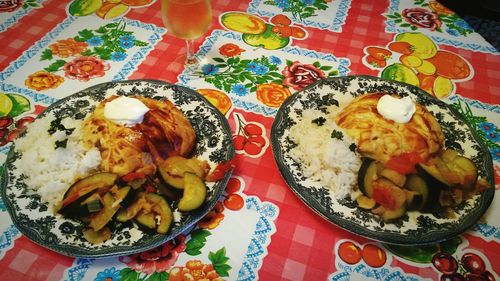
[223,177,244,211]
[232,112,268,157]
[432,251,496,281]
[337,240,387,268]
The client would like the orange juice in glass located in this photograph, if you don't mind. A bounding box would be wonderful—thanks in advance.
[161,0,212,64]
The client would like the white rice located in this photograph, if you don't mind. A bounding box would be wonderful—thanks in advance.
[288,107,361,199]
[14,115,101,208]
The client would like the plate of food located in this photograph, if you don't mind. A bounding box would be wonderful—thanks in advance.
[1,80,234,257]
[271,75,494,244]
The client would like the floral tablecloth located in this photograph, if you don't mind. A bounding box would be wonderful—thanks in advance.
[0,0,498,280]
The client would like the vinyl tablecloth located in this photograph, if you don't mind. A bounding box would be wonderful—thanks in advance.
[0,0,499,280]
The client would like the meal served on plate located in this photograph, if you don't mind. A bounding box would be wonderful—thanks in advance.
[288,92,489,222]
[15,95,228,244]
[272,76,494,244]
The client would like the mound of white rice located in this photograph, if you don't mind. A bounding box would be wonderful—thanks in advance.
[14,115,101,208]
[288,107,361,199]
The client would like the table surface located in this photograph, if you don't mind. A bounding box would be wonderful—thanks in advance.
[0,0,499,280]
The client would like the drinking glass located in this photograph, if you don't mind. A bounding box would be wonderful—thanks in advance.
[161,0,212,64]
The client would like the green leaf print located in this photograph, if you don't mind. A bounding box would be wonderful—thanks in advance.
[186,229,212,255]
[119,268,141,281]
[144,272,168,281]
[208,247,232,277]
[44,60,66,72]
[40,49,53,61]
[193,54,285,95]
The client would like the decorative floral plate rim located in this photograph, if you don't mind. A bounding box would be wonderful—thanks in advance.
[271,75,494,245]
[0,79,234,257]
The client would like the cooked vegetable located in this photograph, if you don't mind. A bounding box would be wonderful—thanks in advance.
[89,192,121,231]
[83,227,111,244]
[358,158,379,198]
[356,195,376,209]
[404,174,431,211]
[135,212,157,233]
[385,152,422,175]
[178,173,207,211]
[404,190,424,211]
[438,150,478,190]
[380,168,406,187]
[158,156,209,189]
[82,193,103,213]
[62,172,118,207]
[115,192,173,234]
[116,192,148,222]
[145,193,173,234]
[356,148,484,222]
[416,163,450,188]
[382,205,406,222]
[371,178,407,210]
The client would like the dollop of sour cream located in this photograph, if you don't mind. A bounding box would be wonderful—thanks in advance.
[104,96,149,126]
[376,95,416,123]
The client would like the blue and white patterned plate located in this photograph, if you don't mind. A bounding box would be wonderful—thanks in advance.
[1,80,234,257]
[271,75,494,245]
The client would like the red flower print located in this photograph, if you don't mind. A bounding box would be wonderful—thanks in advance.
[0,0,23,12]
[63,56,110,81]
[49,38,88,58]
[282,61,325,91]
[119,235,186,274]
[219,43,245,57]
[197,202,225,229]
[402,8,442,31]
[169,260,223,281]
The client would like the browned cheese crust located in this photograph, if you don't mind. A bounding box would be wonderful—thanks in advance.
[335,93,444,163]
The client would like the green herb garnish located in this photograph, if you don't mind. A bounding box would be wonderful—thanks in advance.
[312,117,326,126]
[331,130,344,140]
[55,139,68,149]
[349,143,357,152]
[48,117,74,135]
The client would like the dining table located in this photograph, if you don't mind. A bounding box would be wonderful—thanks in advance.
[0,0,499,280]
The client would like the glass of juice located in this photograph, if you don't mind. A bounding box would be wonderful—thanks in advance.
[161,0,212,64]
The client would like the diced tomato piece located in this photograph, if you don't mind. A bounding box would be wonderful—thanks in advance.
[121,172,146,182]
[205,159,235,182]
[385,152,423,175]
[371,179,406,210]
[372,186,396,210]
[144,184,156,193]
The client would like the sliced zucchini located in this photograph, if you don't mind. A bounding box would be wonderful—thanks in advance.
[404,175,430,212]
[116,192,148,222]
[134,212,156,232]
[115,192,173,234]
[358,158,378,198]
[82,193,103,213]
[404,190,424,211]
[83,227,111,244]
[62,172,118,207]
[416,163,449,188]
[382,205,406,222]
[145,193,173,234]
[380,168,406,187]
[356,195,376,210]
[178,173,207,212]
[158,156,208,189]
[88,192,121,231]
[449,155,478,190]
